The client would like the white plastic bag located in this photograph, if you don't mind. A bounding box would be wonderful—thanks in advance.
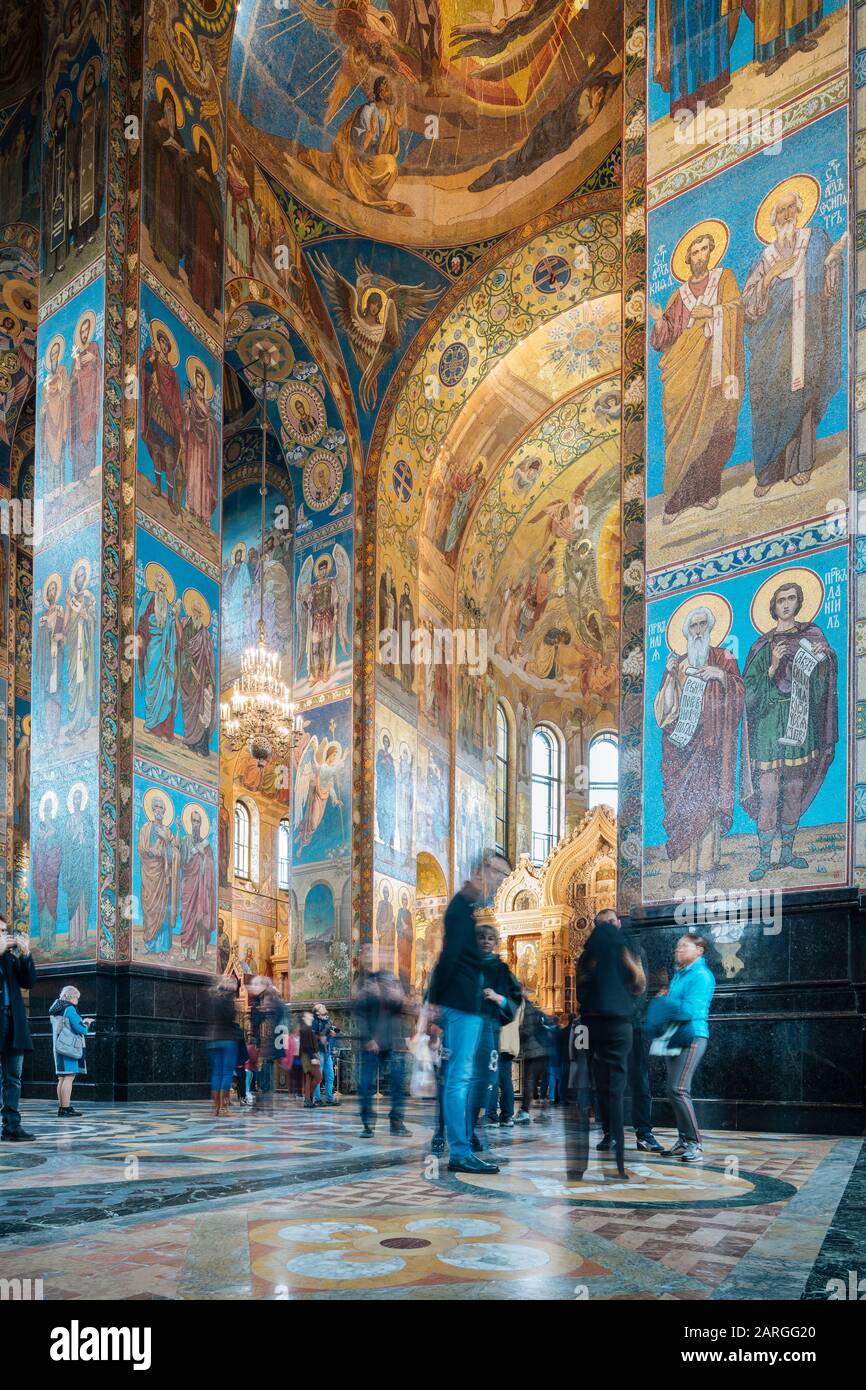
[409,1033,437,1098]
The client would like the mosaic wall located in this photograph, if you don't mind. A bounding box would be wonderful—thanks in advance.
[633,1,851,906]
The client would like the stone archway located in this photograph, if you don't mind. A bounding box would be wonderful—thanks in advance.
[487,805,617,1013]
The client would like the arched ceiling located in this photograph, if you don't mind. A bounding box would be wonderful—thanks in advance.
[372,208,621,565]
[457,373,621,712]
[229,0,623,247]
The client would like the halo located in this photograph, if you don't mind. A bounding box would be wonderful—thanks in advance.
[314,551,333,576]
[22,714,31,736]
[191,123,218,174]
[173,21,202,69]
[360,286,388,323]
[150,318,179,367]
[39,790,58,820]
[50,88,72,126]
[182,802,210,838]
[42,571,63,605]
[186,355,214,399]
[66,781,89,814]
[74,309,97,347]
[44,333,65,369]
[3,279,37,323]
[229,540,247,561]
[155,76,185,130]
[754,175,820,245]
[315,738,339,766]
[666,593,733,656]
[182,586,210,626]
[670,220,730,283]
[68,557,91,590]
[143,785,175,826]
[76,54,102,102]
[144,561,176,604]
[0,311,21,339]
[749,567,825,634]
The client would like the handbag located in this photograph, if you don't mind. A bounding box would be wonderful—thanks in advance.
[649,1024,682,1057]
[671,1020,697,1048]
[55,1012,85,1060]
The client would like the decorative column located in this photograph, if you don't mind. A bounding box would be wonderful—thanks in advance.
[27,0,233,1099]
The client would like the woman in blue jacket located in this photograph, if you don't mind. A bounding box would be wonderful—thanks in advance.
[49,985,94,1117]
[648,934,716,1163]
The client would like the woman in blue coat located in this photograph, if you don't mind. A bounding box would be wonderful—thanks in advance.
[647,934,716,1163]
[49,985,94,1118]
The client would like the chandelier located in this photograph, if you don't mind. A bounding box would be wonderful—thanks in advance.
[220,343,303,768]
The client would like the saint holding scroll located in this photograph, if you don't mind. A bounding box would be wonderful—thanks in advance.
[654,597,744,890]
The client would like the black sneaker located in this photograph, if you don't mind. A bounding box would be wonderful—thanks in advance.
[360,1125,375,1137]
[448,1154,500,1174]
[636,1134,663,1153]
[596,1134,613,1151]
[390,1122,411,1137]
[430,1135,445,1155]
[1,1129,35,1142]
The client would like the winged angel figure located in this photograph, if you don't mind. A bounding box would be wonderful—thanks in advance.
[310,253,441,410]
[146,0,231,145]
[294,733,350,852]
[296,543,351,688]
[44,0,109,95]
[294,0,417,124]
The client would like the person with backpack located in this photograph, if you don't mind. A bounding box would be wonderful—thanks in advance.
[49,984,94,1118]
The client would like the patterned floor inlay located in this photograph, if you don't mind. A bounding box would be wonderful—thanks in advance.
[3,1101,861,1299]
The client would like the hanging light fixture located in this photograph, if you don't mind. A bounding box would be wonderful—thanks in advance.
[220,342,304,768]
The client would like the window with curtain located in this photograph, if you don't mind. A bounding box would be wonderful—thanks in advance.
[588,731,619,813]
[531,725,561,865]
[233,801,250,880]
[495,703,509,856]
[277,818,291,891]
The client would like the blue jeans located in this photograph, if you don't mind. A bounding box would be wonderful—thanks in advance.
[470,1019,498,1129]
[208,1040,237,1092]
[547,1064,561,1102]
[442,1007,483,1160]
[359,1048,405,1128]
[488,1053,515,1120]
[1,1031,24,1134]
[314,1052,335,1102]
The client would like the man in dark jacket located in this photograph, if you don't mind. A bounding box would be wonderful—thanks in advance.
[1,918,36,1141]
[353,942,410,1138]
[622,928,663,1153]
[428,854,508,1173]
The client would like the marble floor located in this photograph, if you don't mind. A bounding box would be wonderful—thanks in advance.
[1,1098,863,1300]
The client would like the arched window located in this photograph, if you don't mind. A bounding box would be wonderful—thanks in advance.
[233,801,250,881]
[588,731,619,813]
[531,725,561,865]
[495,702,510,857]
[277,817,291,891]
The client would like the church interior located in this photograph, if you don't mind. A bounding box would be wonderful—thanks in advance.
[0,0,864,1317]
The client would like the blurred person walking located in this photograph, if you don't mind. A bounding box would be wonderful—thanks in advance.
[471,922,522,1148]
[206,976,244,1117]
[0,919,36,1141]
[428,854,507,1173]
[353,942,411,1138]
[299,1010,323,1107]
[487,994,523,1127]
[249,977,282,1112]
[312,1002,340,1106]
[50,984,94,1117]
[515,998,550,1123]
[575,909,646,1178]
[647,933,716,1163]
